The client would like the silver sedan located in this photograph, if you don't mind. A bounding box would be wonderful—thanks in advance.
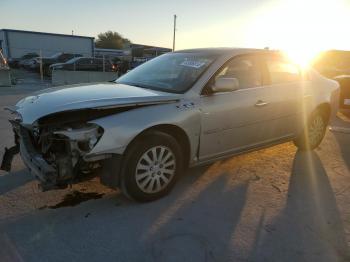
[1,48,339,201]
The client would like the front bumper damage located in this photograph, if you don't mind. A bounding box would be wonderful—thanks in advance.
[1,120,20,172]
[1,144,19,172]
[19,127,59,190]
[1,120,107,191]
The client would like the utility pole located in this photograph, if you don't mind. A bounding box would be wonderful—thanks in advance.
[173,14,177,52]
[39,49,43,83]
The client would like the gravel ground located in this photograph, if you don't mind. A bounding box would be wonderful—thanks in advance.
[0,75,349,262]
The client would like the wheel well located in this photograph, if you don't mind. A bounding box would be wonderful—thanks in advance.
[129,124,191,168]
[316,103,331,122]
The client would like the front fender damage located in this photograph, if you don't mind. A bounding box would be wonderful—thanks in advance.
[1,99,179,191]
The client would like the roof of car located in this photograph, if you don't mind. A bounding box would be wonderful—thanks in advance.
[174,47,279,56]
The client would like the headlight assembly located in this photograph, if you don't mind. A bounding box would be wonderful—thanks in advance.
[53,123,103,151]
[4,107,22,123]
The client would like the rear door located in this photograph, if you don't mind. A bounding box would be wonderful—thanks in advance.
[88,58,98,71]
[261,54,305,139]
[199,54,280,160]
[78,58,94,71]
[96,59,103,71]
[75,58,87,71]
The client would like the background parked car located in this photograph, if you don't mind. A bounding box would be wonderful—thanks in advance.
[7,53,39,68]
[50,57,117,74]
[312,50,350,78]
[334,75,350,110]
[30,52,82,76]
[20,57,38,69]
[18,53,40,68]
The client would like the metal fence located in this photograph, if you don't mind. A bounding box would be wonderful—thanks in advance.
[3,46,165,80]
[4,46,133,79]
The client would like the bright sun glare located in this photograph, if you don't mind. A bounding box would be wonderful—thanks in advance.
[244,0,350,68]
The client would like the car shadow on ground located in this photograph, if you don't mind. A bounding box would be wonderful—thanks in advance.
[330,112,350,170]
[142,164,251,262]
[0,163,244,261]
[1,151,349,262]
[0,169,33,195]
[248,150,350,262]
[334,131,350,171]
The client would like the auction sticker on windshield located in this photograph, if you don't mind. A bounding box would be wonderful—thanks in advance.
[180,60,207,69]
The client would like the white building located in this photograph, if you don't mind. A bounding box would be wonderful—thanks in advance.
[0,29,94,59]
[94,48,131,60]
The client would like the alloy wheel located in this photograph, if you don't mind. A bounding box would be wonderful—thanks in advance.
[308,115,325,148]
[135,146,176,194]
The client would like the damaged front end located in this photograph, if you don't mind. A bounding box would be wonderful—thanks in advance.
[1,90,180,191]
[1,110,105,191]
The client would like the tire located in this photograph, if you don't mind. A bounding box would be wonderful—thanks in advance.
[294,110,328,150]
[120,131,183,202]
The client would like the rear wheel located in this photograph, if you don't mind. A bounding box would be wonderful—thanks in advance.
[120,131,183,202]
[294,110,328,150]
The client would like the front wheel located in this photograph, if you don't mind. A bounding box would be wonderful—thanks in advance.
[121,131,183,202]
[294,110,328,150]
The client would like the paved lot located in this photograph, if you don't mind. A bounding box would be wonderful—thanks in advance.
[0,78,350,262]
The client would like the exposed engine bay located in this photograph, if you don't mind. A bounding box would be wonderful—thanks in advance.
[32,122,103,188]
[1,106,140,191]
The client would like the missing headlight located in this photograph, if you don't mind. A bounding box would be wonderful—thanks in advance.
[53,124,103,152]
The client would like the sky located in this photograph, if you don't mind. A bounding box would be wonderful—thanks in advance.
[1,0,350,64]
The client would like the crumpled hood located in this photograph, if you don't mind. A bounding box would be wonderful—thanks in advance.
[14,82,180,125]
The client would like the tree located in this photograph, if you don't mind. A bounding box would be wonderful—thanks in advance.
[95,31,131,49]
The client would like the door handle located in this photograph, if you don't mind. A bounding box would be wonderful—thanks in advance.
[255,100,269,107]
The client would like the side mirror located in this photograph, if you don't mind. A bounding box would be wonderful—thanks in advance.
[212,77,239,93]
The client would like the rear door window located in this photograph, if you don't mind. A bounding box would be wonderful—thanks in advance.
[266,58,301,84]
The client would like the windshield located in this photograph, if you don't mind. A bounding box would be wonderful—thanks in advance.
[22,53,38,59]
[116,52,217,93]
